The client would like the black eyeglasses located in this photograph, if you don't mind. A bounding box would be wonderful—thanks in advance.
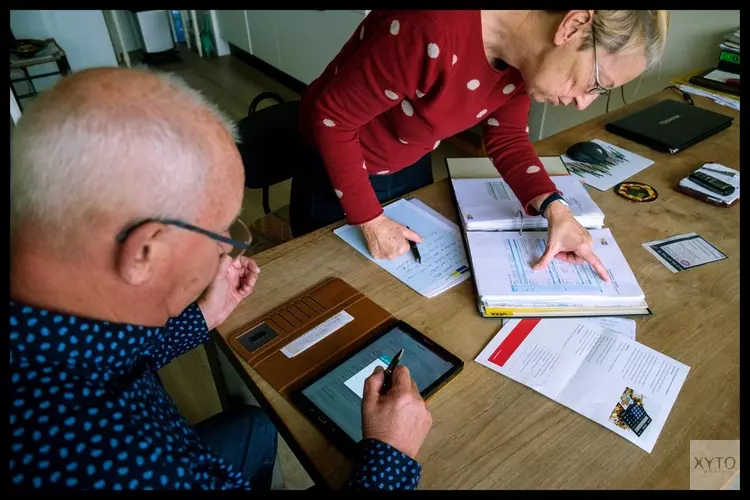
[116,217,252,258]
[589,25,611,96]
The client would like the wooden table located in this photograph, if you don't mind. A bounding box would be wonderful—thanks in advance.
[215,90,740,489]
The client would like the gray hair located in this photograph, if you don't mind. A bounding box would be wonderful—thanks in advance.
[10,69,238,249]
[547,10,671,70]
[585,10,670,70]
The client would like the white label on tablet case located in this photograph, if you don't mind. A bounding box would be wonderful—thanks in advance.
[281,311,355,358]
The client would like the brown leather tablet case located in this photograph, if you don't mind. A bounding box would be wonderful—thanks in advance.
[228,278,397,397]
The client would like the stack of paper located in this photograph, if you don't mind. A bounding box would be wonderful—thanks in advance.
[676,83,740,111]
[452,176,605,231]
[672,70,739,111]
[475,318,689,452]
[466,228,649,317]
[721,28,740,53]
[334,198,471,298]
[678,163,739,206]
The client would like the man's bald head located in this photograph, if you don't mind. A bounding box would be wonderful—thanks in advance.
[10,67,242,253]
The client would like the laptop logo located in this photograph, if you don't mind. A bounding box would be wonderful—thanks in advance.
[659,114,681,125]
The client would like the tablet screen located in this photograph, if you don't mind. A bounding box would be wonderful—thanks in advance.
[299,324,456,442]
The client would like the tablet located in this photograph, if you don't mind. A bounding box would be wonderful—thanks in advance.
[291,321,463,455]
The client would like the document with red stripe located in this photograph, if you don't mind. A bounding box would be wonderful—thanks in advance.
[475,318,690,453]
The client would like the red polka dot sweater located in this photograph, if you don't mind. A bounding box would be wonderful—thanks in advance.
[299,10,559,225]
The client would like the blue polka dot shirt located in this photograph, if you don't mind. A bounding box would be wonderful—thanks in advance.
[9,301,421,490]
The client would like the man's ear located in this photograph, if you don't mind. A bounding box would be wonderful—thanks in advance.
[116,222,170,286]
[554,10,594,47]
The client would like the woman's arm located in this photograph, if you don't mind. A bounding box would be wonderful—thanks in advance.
[482,93,610,280]
[309,13,449,225]
[481,90,559,215]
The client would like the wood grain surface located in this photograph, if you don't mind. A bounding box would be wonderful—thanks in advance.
[216,90,740,489]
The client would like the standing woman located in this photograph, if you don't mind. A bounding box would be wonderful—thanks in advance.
[292,10,669,278]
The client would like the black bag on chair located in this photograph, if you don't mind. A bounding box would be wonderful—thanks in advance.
[236,92,303,215]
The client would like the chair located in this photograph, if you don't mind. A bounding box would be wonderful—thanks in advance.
[236,91,302,215]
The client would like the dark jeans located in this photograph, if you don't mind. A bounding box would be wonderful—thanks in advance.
[289,149,434,237]
[194,405,278,490]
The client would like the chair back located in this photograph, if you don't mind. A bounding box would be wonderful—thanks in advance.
[237,92,302,191]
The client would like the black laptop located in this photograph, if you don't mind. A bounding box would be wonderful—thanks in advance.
[605,99,734,154]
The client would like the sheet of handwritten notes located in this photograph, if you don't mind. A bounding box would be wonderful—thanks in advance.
[334,199,471,298]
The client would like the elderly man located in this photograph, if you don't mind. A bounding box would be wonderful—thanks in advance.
[10,68,432,490]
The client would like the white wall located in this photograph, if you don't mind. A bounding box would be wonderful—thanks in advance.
[10,88,22,124]
[215,10,253,55]
[209,10,231,56]
[103,10,143,55]
[11,10,119,96]
[218,10,364,85]
[11,10,119,71]
[533,10,740,140]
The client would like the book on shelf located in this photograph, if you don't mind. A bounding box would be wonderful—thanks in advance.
[719,50,740,65]
[718,29,739,55]
[717,58,739,74]
[718,30,740,72]
[724,29,740,46]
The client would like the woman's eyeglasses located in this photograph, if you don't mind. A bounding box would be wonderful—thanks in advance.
[589,26,611,96]
[116,217,252,258]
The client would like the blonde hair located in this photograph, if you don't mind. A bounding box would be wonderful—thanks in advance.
[550,10,671,69]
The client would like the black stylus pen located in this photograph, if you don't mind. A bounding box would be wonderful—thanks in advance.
[406,226,422,264]
[381,349,405,395]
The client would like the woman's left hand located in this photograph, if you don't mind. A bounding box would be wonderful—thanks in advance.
[532,201,611,282]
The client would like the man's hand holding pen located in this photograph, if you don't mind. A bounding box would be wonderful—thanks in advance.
[361,359,432,459]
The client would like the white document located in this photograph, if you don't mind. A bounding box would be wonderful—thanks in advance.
[406,198,459,229]
[642,233,728,273]
[452,176,604,231]
[344,357,389,399]
[679,163,740,205]
[595,317,636,340]
[561,139,655,191]
[335,199,471,298]
[676,84,740,111]
[704,69,739,83]
[475,318,689,452]
[281,311,355,358]
[466,228,646,307]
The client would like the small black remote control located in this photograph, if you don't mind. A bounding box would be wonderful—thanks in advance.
[689,171,735,197]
